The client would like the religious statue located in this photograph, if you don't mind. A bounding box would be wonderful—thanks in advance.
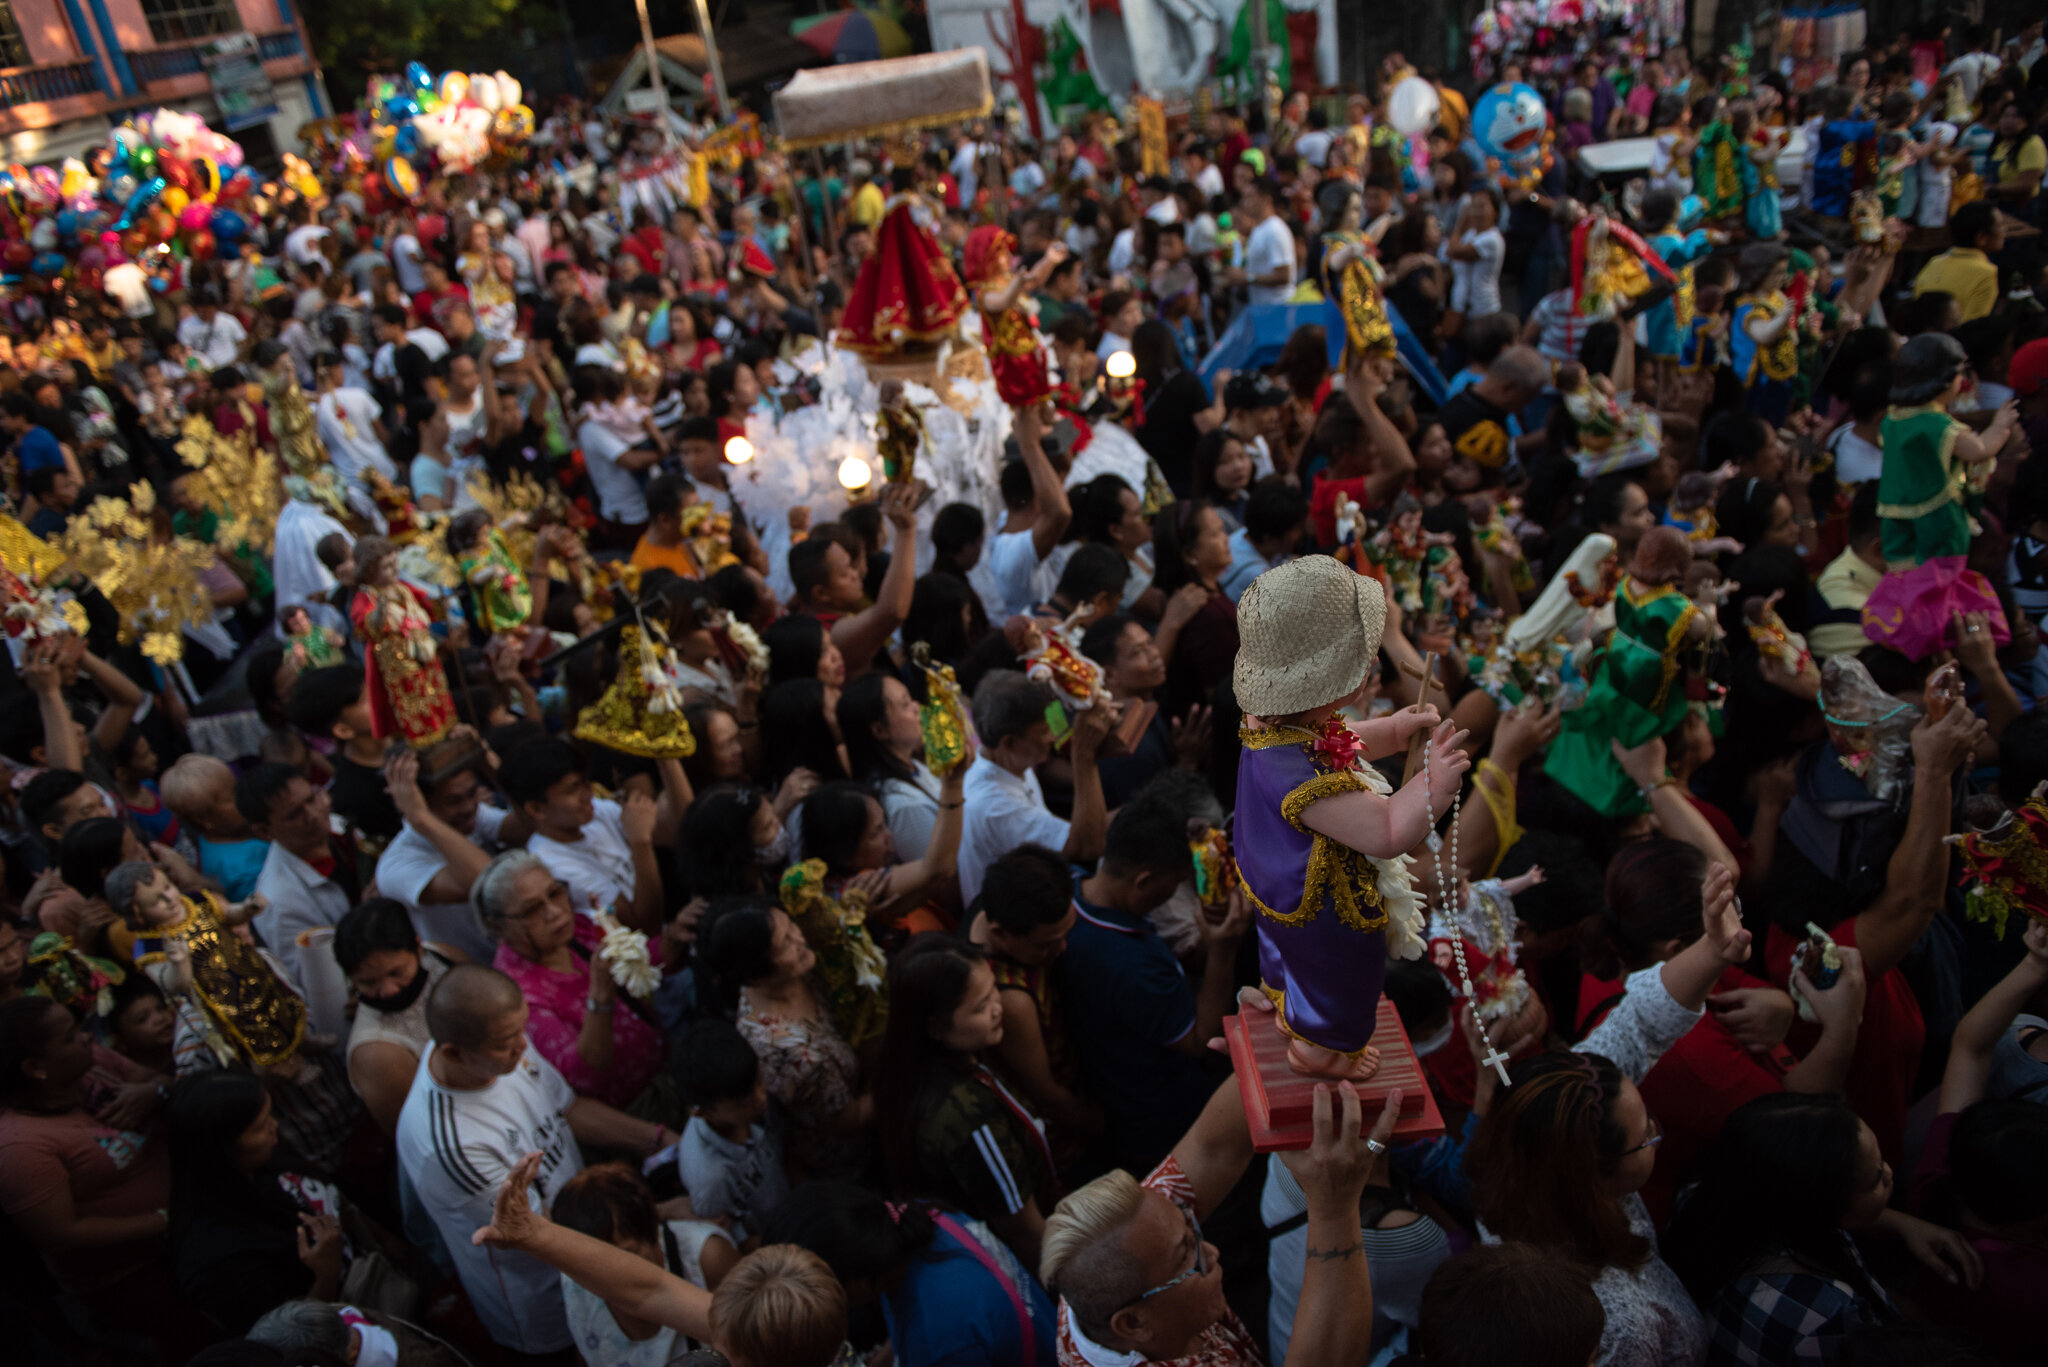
[837,176,969,356]
[1544,528,1713,816]
[349,535,456,749]
[875,379,925,484]
[964,226,1069,412]
[1318,187,1396,368]
[1232,557,1465,1079]
[110,860,304,1069]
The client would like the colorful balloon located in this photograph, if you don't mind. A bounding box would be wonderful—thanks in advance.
[184,228,215,262]
[406,61,433,92]
[161,185,189,215]
[439,71,469,105]
[179,201,212,233]
[208,207,246,244]
[1471,82,1550,171]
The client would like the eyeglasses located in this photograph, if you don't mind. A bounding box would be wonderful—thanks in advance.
[504,880,572,922]
[1129,1204,1208,1305]
[1623,1114,1664,1155]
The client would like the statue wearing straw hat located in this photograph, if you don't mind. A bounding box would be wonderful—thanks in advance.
[1233,556,1471,1080]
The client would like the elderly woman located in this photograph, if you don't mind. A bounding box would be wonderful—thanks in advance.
[698,899,871,1182]
[333,896,467,1135]
[472,849,687,1124]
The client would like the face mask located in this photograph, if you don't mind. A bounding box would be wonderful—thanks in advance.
[755,826,791,866]
[358,963,431,1015]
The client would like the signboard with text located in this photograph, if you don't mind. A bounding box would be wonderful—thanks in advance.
[204,33,280,133]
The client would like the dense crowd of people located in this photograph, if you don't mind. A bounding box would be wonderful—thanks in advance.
[2,12,2048,1367]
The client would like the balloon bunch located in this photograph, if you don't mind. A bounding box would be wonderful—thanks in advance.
[365,62,534,197]
[0,106,254,290]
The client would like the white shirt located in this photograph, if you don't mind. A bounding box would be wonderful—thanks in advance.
[1145,197,1180,225]
[1449,226,1506,318]
[578,420,649,525]
[444,390,488,458]
[972,526,1042,623]
[1195,164,1226,200]
[529,797,640,914]
[284,224,333,266]
[1096,329,1133,363]
[315,388,397,490]
[1827,423,1884,485]
[252,841,355,996]
[950,141,983,204]
[391,234,427,294]
[178,311,246,370]
[878,761,944,862]
[1294,129,1335,167]
[396,1044,583,1354]
[374,806,507,962]
[272,499,351,633]
[958,756,1070,904]
[1246,215,1297,306]
[1108,227,1138,276]
[1945,52,2001,103]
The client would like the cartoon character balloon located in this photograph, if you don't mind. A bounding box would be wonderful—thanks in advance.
[1471,81,1553,190]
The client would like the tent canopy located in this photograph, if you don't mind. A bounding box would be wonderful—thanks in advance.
[771,49,992,149]
[1198,300,1448,407]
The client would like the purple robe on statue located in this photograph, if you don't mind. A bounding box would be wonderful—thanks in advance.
[1235,729,1391,1058]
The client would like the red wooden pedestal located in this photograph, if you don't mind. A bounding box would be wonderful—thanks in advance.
[1224,998,1446,1152]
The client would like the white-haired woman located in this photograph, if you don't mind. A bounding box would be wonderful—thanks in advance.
[472,849,689,1125]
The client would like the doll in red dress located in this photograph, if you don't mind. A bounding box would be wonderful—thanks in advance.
[837,171,969,356]
[964,225,1069,412]
[348,535,455,748]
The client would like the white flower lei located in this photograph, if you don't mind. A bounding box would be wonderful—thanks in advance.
[594,911,660,999]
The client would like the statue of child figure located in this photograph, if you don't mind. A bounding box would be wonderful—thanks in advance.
[1232,556,1470,1079]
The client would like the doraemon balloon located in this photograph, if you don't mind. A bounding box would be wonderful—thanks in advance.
[1472,82,1549,173]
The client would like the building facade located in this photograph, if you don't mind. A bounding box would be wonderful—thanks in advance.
[0,0,324,167]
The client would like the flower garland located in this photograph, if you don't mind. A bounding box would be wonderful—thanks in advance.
[594,911,659,999]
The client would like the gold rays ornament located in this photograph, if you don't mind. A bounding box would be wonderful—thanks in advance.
[58,482,216,664]
[572,623,698,759]
[176,415,283,556]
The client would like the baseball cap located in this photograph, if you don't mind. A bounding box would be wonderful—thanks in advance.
[1224,372,1288,410]
[2011,339,2048,400]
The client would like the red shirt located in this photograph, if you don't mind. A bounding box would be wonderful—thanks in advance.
[1579,964,1795,1225]
[410,282,471,331]
[622,225,665,277]
[1308,471,1372,547]
[1765,914,1924,1164]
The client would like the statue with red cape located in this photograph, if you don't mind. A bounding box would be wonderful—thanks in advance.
[837,167,969,356]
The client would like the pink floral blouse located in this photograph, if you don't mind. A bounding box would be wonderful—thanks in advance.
[495,916,663,1109]
[737,986,865,1179]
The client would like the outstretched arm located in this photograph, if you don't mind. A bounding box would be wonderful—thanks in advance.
[1299,723,1470,855]
[475,1153,712,1339]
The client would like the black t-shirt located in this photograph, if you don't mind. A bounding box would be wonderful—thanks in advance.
[328,753,401,843]
[1136,368,1212,494]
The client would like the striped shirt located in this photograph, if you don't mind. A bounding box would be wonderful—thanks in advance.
[1530,288,1597,366]
[396,1044,584,1353]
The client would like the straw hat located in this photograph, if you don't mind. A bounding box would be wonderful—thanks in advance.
[1233,556,1387,718]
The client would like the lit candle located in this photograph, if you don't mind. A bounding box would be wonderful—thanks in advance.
[1105,350,1137,380]
[723,436,754,465]
[838,455,874,493]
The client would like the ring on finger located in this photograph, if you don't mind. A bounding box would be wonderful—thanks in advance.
[1365,1138,1387,1155]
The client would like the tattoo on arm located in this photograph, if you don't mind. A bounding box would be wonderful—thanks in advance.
[1304,1241,1365,1263]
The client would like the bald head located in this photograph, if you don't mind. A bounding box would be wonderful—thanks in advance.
[1488,345,1551,403]
[426,963,525,1050]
